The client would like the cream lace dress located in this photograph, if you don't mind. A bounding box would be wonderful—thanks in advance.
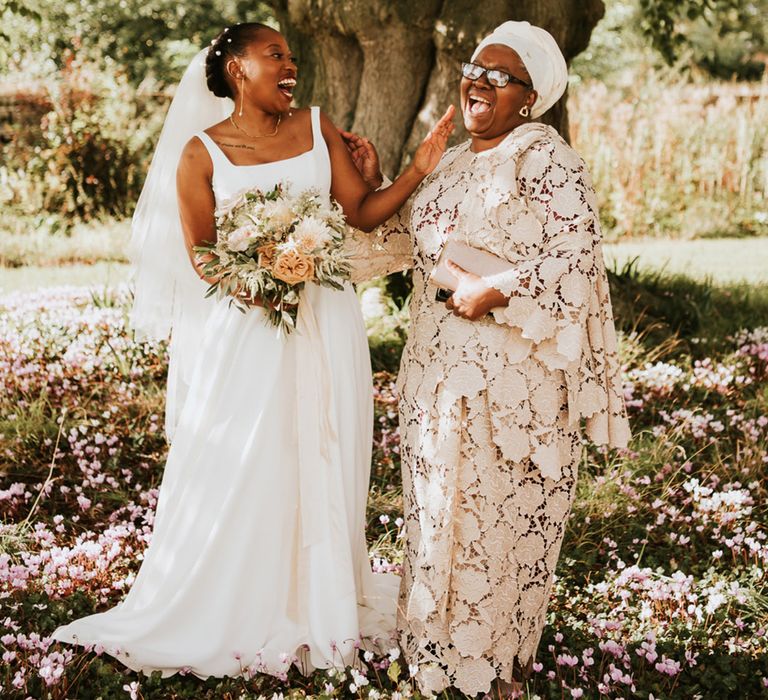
[350,123,630,695]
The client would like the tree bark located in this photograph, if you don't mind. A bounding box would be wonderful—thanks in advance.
[268,0,604,175]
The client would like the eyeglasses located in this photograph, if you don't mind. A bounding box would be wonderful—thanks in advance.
[460,61,532,90]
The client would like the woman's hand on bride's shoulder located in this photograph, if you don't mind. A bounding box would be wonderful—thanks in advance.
[339,129,383,190]
[412,104,456,177]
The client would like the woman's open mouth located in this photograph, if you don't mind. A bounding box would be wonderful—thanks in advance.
[278,78,296,100]
[467,94,492,116]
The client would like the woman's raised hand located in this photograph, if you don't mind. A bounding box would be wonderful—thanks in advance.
[339,104,454,189]
[328,105,454,231]
[339,129,383,189]
[412,105,456,176]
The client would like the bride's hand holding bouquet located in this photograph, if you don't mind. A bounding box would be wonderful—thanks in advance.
[194,184,350,333]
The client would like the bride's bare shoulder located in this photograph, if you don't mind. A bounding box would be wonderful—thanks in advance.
[178,133,213,178]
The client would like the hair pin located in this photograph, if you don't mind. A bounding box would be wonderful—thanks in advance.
[215,50,221,56]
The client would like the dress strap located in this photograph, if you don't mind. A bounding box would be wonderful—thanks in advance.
[310,106,321,150]
[195,131,230,168]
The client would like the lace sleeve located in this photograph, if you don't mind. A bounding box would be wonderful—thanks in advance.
[483,138,602,370]
[345,176,415,283]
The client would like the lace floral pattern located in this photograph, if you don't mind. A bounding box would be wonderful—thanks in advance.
[352,124,630,695]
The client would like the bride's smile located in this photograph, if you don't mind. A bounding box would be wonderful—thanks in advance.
[278,76,297,100]
[226,30,298,116]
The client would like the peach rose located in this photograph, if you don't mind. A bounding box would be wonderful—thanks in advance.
[257,243,278,270]
[272,249,315,285]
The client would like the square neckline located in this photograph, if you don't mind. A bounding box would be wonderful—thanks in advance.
[199,107,318,169]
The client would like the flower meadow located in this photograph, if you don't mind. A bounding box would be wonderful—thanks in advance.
[1,284,767,700]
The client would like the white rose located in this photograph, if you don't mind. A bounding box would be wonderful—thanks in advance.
[261,199,296,229]
[214,190,248,219]
[227,224,259,252]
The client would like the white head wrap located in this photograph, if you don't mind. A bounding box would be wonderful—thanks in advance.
[471,20,568,119]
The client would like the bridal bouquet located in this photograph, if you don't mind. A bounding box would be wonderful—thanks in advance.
[195,184,350,333]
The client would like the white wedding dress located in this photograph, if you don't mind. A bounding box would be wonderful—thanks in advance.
[52,106,398,678]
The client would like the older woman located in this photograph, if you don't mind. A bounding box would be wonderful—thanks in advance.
[346,20,631,696]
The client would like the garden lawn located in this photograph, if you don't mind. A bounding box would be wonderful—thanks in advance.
[1,271,767,699]
[604,237,768,285]
[1,235,765,294]
[0,262,130,293]
[0,220,130,269]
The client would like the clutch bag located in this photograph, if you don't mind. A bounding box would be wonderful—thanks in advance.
[430,239,515,292]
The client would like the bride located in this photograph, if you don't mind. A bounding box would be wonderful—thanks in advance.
[52,22,453,679]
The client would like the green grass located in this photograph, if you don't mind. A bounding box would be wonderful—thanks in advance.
[0,230,764,293]
[607,260,768,359]
[605,237,768,285]
[0,218,129,268]
[0,261,131,293]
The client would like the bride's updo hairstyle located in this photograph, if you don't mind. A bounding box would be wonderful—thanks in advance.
[205,22,273,99]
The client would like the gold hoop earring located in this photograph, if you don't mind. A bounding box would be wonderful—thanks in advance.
[238,76,244,117]
[519,104,530,118]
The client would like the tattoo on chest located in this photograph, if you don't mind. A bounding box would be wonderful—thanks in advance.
[214,141,257,151]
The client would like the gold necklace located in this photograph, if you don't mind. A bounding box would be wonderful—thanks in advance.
[229,113,281,139]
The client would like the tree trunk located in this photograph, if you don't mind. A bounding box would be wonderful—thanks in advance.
[268,0,604,175]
